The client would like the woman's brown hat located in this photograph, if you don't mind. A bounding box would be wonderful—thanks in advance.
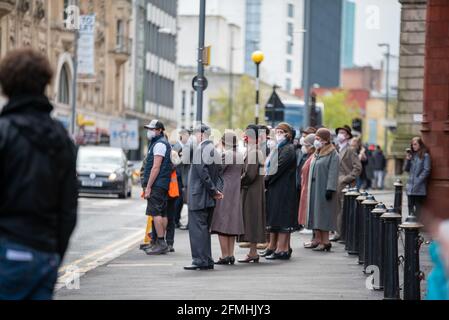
[315,128,332,143]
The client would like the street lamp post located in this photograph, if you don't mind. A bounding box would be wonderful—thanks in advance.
[70,0,80,137]
[379,43,391,152]
[251,51,264,125]
[196,0,207,124]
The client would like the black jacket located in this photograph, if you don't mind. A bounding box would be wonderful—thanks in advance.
[0,95,78,259]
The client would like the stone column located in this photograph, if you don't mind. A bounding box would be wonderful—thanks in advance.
[422,0,449,220]
[391,0,427,174]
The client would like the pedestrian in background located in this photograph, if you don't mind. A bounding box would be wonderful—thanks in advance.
[263,123,299,260]
[404,136,431,220]
[184,124,224,271]
[238,125,266,264]
[297,134,317,248]
[0,48,78,300]
[142,120,173,255]
[210,132,245,265]
[373,145,387,190]
[307,128,339,252]
[332,125,361,242]
[351,138,368,190]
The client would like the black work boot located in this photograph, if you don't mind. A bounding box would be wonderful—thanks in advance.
[146,239,169,255]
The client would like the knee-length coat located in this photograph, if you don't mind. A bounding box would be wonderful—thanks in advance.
[265,141,299,233]
[307,144,340,231]
[238,147,266,243]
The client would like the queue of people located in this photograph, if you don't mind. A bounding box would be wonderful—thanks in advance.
[139,117,433,271]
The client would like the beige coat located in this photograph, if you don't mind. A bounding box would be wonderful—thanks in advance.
[336,145,362,234]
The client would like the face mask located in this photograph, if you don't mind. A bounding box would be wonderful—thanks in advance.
[301,146,308,154]
[314,140,323,149]
[300,137,305,146]
[337,133,347,143]
[147,131,156,140]
[276,134,286,144]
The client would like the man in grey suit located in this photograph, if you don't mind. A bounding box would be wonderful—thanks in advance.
[184,124,224,271]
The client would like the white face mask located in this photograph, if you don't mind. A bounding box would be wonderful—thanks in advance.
[314,140,323,149]
[337,133,347,143]
[301,146,308,154]
[300,137,306,146]
[147,130,156,140]
[276,134,286,144]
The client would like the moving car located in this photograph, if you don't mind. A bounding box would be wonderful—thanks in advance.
[77,146,133,198]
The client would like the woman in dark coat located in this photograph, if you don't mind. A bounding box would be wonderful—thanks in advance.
[403,136,431,220]
[263,123,299,260]
[210,132,245,265]
[238,125,266,263]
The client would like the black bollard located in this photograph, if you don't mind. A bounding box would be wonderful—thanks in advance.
[381,207,402,300]
[371,203,387,290]
[356,191,369,264]
[399,213,424,300]
[394,179,403,217]
[341,185,350,244]
[346,188,360,255]
[362,195,378,273]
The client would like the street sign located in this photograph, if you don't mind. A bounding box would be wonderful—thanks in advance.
[77,15,96,75]
[202,46,211,66]
[192,75,208,91]
[110,119,139,150]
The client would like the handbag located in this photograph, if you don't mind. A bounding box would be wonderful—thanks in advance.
[168,170,180,198]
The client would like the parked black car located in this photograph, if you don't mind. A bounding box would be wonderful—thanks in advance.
[77,146,133,198]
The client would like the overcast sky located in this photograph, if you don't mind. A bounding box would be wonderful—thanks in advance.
[353,0,401,68]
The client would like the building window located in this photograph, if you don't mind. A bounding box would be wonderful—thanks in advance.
[286,78,292,92]
[58,64,70,105]
[287,22,293,37]
[286,60,292,73]
[288,3,294,18]
[287,41,293,55]
[117,19,124,48]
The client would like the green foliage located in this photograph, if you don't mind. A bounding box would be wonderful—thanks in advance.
[319,91,361,131]
[209,75,269,131]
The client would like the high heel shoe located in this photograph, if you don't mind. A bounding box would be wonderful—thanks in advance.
[260,248,275,257]
[304,241,320,249]
[215,257,232,265]
[312,243,332,252]
[238,255,260,263]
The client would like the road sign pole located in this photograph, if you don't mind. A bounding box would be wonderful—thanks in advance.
[196,0,207,124]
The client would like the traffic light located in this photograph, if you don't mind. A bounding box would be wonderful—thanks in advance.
[352,118,362,133]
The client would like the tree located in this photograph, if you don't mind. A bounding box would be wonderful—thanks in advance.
[209,75,269,131]
[320,90,361,131]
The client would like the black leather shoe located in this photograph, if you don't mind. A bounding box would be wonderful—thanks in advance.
[184,265,214,271]
[265,252,280,260]
[260,249,275,257]
[215,257,231,265]
[278,251,291,260]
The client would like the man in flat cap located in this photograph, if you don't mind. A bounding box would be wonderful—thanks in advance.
[184,124,224,271]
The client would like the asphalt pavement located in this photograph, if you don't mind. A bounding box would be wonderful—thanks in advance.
[55,189,432,300]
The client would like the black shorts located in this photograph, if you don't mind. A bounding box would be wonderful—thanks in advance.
[146,187,168,217]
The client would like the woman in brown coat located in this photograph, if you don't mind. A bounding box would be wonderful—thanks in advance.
[210,132,245,265]
[238,125,266,263]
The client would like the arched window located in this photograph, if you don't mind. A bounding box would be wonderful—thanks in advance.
[58,64,70,105]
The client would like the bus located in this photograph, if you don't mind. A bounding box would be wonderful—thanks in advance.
[266,99,324,135]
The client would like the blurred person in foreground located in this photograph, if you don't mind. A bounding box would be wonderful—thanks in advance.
[0,48,78,300]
